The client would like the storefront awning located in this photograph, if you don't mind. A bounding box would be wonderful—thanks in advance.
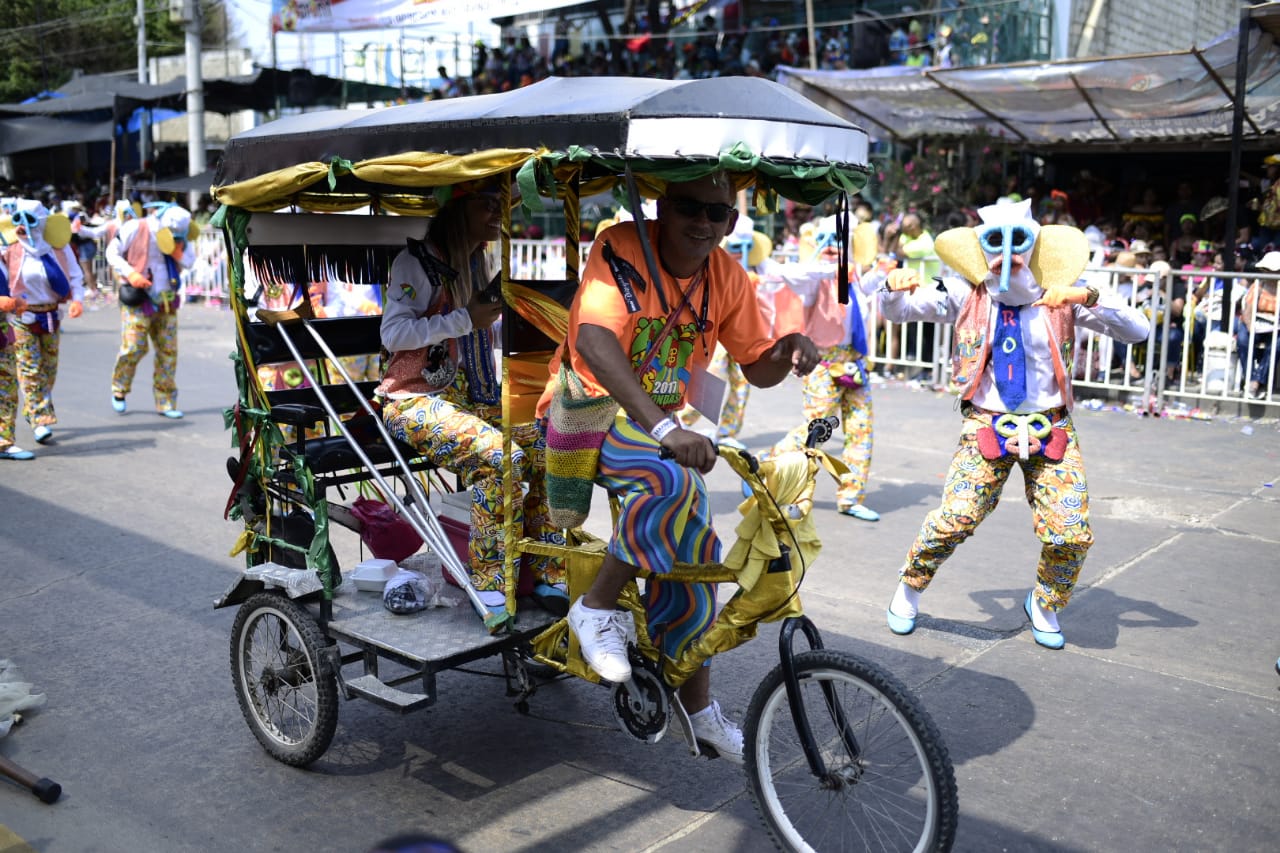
[776,22,1280,152]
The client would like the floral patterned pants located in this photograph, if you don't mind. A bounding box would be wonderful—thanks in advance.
[0,334,18,448]
[111,307,180,412]
[901,408,1093,612]
[382,394,564,593]
[12,320,61,427]
[768,344,874,510]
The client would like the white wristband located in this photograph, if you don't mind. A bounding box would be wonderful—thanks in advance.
[650,417,679,443]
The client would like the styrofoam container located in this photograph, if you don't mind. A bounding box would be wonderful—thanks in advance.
[438,490,472,524]
[351,558,398,591]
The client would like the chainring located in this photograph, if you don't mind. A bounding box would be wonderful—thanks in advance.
[610,658,672,744]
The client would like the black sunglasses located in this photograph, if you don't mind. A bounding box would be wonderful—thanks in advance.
[667,197,735,223]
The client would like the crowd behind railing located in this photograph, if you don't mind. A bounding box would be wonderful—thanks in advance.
[79,226,1273,419]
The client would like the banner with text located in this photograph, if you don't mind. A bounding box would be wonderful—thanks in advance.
[271,0,579,33]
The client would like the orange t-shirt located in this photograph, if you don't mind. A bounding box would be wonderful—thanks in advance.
[536,220,775,418]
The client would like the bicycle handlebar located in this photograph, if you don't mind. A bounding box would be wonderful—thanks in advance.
[657,415,838,462]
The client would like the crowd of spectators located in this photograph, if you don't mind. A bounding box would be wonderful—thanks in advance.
[430,3,1043,99]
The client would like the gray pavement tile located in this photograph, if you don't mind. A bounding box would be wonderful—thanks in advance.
[922,640,1279,853]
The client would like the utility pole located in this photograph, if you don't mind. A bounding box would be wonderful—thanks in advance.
[137,0,152,172]
[183,0,207,210]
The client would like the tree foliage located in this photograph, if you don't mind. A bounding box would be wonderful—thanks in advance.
[0,0,225,103]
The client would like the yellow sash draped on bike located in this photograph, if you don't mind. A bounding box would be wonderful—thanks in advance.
[662,448,848,687]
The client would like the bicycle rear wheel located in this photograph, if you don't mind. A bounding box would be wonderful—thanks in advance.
[744,649,958,852]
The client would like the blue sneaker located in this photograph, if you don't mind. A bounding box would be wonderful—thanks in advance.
[839,504,880,522]
[111,396,127,414]
[0,445,35,461]
[1024,591,1065,650]
[532,582,570,616]
[33,425,53,444]
[159,409,184,419]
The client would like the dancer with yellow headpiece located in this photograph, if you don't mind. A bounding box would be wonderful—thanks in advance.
[105,201,195,418]
[758,212,880,522]
[1,199,85,450]
[875,199,1149,649]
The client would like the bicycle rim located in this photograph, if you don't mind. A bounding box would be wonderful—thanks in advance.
[745,649,957,852]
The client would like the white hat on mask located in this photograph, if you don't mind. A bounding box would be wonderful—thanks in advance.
[729,212,755,241]
[158,204,192,237]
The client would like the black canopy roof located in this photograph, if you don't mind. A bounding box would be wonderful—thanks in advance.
[215,75,870,187]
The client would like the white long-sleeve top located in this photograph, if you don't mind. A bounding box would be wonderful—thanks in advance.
[379,248,473,354]
[874,275,1150,413]
[14,245,85,305]
[105,217,193,288]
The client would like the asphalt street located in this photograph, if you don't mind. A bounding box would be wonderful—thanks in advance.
[1,302,1278,852]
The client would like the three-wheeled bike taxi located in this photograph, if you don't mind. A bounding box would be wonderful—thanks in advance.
[209,75,958,852]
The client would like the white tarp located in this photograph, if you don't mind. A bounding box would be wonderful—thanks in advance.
[777,26,1280,148]
[271,0,580,33]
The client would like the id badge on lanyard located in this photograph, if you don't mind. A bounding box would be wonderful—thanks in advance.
[685,365,727,423]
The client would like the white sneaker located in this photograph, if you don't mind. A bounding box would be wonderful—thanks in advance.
[568,597,633,683]
[689,700,744,765]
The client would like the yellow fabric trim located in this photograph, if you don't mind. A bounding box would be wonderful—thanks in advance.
[212,149,540,212]
[504,282,570,343]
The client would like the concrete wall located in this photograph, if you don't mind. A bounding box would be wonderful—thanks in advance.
[1068,0,1244,58]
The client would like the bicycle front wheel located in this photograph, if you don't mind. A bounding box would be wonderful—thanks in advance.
[744,649,958,852]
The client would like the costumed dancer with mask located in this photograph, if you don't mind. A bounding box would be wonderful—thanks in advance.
[761,213,880,521]
[105,202,194,418]
[0,224,33,460]
[877,199,1149,649]
[1,199,85,447]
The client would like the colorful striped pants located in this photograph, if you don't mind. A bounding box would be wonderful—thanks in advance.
[596,417,721,662]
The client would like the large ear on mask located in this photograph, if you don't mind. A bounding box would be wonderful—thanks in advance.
[156,227,176,255]
[934,228,987,285]
[0,214,16,247]
[748,231,772,267]
[1028,225,1090,289]
[853,221,879,267]
[44,213,72,250]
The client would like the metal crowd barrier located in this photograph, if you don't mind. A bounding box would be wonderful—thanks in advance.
[87,228,230,306]
[89,231,1276,417]
[857,256,1278,416]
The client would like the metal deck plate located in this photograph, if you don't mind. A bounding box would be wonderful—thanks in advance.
[325,588,559,666]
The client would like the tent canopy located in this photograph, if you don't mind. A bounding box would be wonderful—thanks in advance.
[0,68,425,155]
[777,23,1280,152]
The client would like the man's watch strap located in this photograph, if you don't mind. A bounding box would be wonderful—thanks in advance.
[1085,285,1100,308]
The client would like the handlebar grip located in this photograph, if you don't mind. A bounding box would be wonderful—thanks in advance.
[804,415,840,448]
[657,435,723,461]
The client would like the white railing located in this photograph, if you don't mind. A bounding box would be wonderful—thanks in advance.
[855,257,1279,414]
[95,231,1275,414]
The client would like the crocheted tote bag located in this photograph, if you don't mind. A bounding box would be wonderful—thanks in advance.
[545,362,618,529]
